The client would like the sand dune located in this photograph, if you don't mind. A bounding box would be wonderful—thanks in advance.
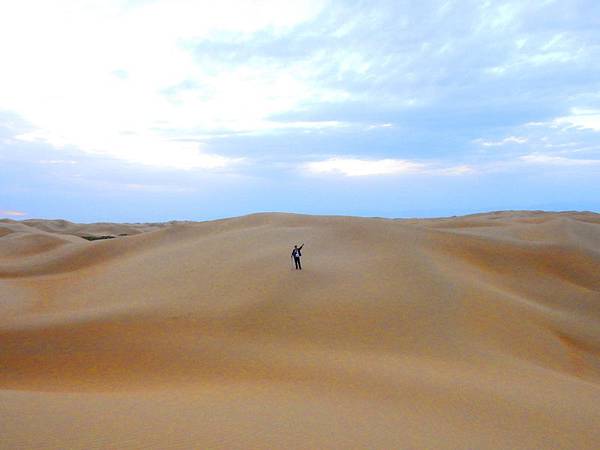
[1,211,599,449]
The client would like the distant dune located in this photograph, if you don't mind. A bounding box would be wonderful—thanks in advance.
[1,212,599,449]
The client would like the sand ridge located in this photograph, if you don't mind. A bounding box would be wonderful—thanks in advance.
[1,211,599,449]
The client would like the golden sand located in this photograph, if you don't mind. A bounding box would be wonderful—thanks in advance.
[1,212,599,449]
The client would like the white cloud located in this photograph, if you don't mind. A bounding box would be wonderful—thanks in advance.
[304,157,475,177]
[475,136,528,147]
[520,153,600,166]
[0,210,27,217]
[17,130,237,170]
[553,108,600,132]
[484,29,584,77]
[432,164,475,175]
[37,159,78,165]
[122,183,194,193]
[0,0,331,169]
[306,157,425,176]
[273,121,348,131]
[366,123,394,130]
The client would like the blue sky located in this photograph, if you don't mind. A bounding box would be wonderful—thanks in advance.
[1,0,600,222]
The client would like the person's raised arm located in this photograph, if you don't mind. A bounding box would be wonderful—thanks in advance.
[299,243,304,250]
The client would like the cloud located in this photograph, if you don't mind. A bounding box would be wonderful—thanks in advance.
[305,157,425,176]
[122,183,195,193]
[304,157,475,177]
[1,0,600,178]
[475,136,528,147]
[269,121,349,131]
[520,153,600,166]
[16,130,239,170]
[0,210,27,217]
[484,32,585,76]
[37,159,78,165]
[366,123,394,130]
[432,165,475,176]
[553,109,600,132]
[0,0,331,169]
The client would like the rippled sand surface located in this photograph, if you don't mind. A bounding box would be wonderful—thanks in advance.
[1,211,599,449]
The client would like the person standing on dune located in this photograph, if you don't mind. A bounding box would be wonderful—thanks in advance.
[291,243,304,270]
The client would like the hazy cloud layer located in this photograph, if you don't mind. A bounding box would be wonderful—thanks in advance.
[1,0,599,219]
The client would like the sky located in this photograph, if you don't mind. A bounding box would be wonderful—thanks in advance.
[1,0,600,222]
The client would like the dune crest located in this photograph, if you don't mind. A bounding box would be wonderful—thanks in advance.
[1,211,599,449]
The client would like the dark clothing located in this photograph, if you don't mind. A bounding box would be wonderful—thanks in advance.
[291,244,304,270]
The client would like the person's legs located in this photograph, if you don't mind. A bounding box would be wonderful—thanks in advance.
[297,258,302,270]
[294,257,301,269]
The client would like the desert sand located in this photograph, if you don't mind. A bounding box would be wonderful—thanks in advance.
[1,211,599,449]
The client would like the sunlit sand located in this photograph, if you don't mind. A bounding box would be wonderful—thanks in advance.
[1,211,599,449]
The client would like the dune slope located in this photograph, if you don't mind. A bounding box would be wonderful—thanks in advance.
[1,212,599,449]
